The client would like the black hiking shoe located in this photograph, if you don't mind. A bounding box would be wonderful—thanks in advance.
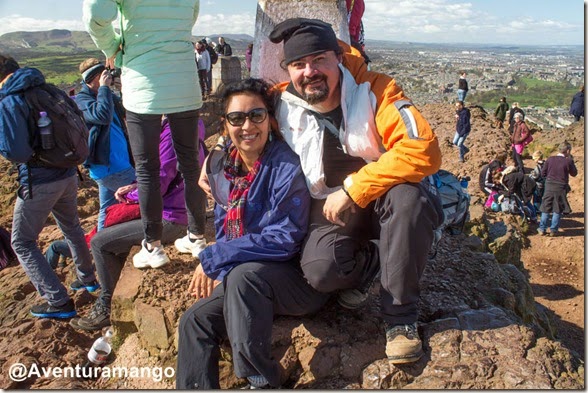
[337,240,381,310]
[70,279,100,293]
[31,299,76,319]
[70,301,110,331]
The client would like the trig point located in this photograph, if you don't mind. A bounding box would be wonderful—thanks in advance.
[252,0,350,83]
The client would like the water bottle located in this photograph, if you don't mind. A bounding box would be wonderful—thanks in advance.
[460,176,470,189]
[80,327,113,379]
[88,327,113,365]
[38,111,55,150]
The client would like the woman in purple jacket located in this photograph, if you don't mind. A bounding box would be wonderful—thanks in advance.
[176,79,329,389]
[70,117,188,331]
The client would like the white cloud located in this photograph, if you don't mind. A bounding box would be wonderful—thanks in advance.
[0,14,84,36]
[362,0,581,44]
[192,13,255,37]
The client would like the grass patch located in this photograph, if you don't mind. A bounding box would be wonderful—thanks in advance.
[18,50,103,89]
[524,141,558,159]
[476,77,577,110]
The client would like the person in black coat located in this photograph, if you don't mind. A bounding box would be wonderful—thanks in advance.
[453,101,471,162]
[569,86,584,121]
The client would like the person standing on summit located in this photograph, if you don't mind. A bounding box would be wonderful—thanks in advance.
[82,0,208,268]
[457,71,469,102]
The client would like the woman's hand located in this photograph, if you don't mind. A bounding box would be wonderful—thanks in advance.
[198,155,212,198]
[188,263,221,299]
[114,183,137,203]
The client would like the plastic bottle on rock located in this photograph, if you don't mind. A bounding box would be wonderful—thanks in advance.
[80,327,113,379]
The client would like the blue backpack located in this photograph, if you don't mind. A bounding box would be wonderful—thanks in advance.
[426,170,471,235]
[425,170,471,259]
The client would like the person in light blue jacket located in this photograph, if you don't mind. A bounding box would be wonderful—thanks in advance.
[176,79,329,389]
[82,0,208,268]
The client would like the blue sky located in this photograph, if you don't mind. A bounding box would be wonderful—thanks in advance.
[0,0,584,45]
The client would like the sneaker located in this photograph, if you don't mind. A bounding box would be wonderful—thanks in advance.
[70,279,100,293]
[31,299,76,319]
[133,240,170,269]
[548,230,559,237]
[537,228,546,236]
[174,231,207,258]
[385,323,423,364]
[337,288,370,309]
[70,301,110,331]
[463,146,470,154]
[243,375,271,389]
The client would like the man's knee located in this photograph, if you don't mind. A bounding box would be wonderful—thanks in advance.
[301,258,347,293]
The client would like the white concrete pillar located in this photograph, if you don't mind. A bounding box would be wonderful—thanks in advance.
[252,0,350,83]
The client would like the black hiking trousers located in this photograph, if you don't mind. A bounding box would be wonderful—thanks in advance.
[300,182,443,326]
[176,261,328,389]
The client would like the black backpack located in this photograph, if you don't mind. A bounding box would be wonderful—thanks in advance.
[24,83,89,168]
[207,46,218,65]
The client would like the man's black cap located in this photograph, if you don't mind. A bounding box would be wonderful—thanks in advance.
[269,18,340,65]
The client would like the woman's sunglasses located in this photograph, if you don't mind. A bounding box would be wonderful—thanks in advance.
[225,108,268,127]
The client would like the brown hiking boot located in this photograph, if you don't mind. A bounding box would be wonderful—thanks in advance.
[385,323,423,364]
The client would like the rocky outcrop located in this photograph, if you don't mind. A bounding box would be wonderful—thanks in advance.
[106,207,583,388]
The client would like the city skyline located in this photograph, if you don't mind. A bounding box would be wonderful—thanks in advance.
[0,0,585,46]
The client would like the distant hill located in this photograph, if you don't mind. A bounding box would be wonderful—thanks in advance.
[0,29,254,56]
[0,29,98,55]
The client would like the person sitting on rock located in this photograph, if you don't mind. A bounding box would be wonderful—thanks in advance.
[176,78,328,389]
[498,167,537,221]
[70,116,189,331]
[269,18,443,366]
[479,159,505,196]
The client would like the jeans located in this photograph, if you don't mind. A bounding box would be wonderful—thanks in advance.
[300,182,443,326]
[126,110,206,243]
[94,167,136,230]
[453,132,469,160]
[207,69,213,94]
[176,261,329,389]
[457,89,467,102]
[197,70,210,95]
[91,219,186,308]
[45,239,71,269]
[11,175,95,307]
[539,212,561,233]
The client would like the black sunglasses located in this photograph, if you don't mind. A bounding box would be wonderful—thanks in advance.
[225,108,268,127]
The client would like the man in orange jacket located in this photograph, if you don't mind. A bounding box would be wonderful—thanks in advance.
[270,18,443,364]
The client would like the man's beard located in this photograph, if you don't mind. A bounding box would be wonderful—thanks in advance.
[301,75,329,105]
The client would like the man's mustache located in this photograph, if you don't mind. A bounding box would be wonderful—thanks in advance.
[301,75,326,88]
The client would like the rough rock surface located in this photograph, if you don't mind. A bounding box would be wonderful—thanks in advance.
[0,102,583,389]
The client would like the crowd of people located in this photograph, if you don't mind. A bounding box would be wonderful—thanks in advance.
[0,0,581,389]
[452,68,578,236]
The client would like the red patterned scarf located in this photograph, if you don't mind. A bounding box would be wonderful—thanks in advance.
[223,147,262,240]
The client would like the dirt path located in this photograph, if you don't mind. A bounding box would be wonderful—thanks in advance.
[520,154,585,359]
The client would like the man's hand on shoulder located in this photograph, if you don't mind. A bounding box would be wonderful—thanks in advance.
[323,189,355,226]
